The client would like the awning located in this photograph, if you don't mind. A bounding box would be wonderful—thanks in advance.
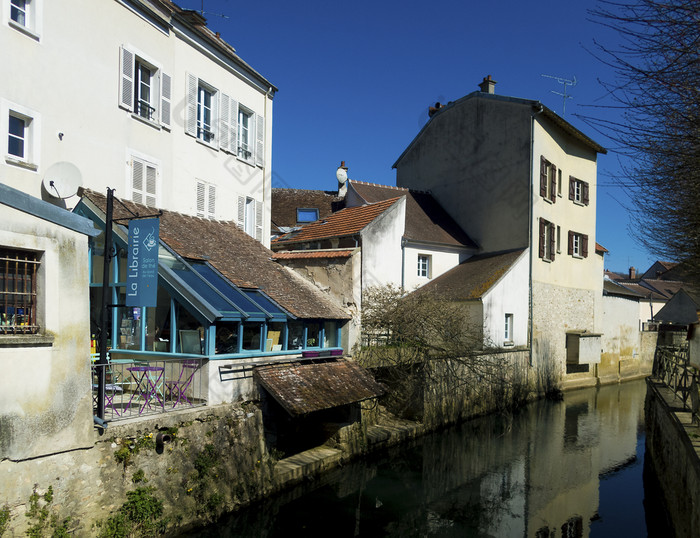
[254,359,384,416]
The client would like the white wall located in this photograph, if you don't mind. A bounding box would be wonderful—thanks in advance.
[361,198,406,290]
[0,205,93,460]
[0,0,273,246]
[482,250,529,347]
[403,244,470,291]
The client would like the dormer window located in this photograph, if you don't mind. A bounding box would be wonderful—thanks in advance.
[296,208,319,223]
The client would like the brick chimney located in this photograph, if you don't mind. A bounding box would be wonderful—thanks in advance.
[629,266,636,279]
[478,75,497,94]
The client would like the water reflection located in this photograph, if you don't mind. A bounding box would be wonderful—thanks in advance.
[186,379,656,537]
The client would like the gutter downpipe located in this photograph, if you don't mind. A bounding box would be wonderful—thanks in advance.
[401,237,407,291]
[529,104,544,366]
[263,86,273,247]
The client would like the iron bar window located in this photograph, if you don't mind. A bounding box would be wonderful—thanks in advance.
[0,248,39,334]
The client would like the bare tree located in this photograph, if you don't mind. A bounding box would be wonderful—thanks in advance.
[356,285,531,423]
[587,0,700,283]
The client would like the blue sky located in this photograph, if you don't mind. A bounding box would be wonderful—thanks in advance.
[179,0,655,273]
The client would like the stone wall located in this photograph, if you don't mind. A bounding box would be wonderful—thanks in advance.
[645,379,700,537]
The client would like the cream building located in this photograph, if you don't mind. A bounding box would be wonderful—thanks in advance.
[394,76,607,386]
[1,0,275,246]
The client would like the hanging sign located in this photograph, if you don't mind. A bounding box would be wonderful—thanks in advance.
[126,218,159,307]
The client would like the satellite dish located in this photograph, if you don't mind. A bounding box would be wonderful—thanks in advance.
[336,165,348,185]
[43,162,82,199]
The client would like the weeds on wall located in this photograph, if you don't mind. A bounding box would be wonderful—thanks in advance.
[0,504,10,536]
[96,487,168,538]
[24,486,71,538]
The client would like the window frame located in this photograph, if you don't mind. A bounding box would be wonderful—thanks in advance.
[0,247,40,335]
[237,106,253,162]
[538,218,556,262]
[504,313,513,344]
[6,0,41,39]
[118,46,170,129]
[568,176,590,206]
[197,83,215,144]
[2,100,39,170]
[417,254,431,278]
[568,230,589,258]
[296,208,319,223]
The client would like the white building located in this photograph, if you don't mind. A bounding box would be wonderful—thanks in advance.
[1,0,275,245]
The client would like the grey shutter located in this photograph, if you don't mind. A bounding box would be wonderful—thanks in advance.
[196,181,205,217]
[119,46,134,111]
[255,114,264,167]
[132,159,143,204]
[208,184,216,219]
[185,73,197,137]
[255,200,263,241]
[237,195,245,229]
[219,93,231,152]
[582,181,590,206]
[160,72,172,129]
[145,163,157,207]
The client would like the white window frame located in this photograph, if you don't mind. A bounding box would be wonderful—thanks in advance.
[196,180,216,219]
[126,150,160,207]
[2,100,39,171]
[237,194,264,242]
[197,84,215,143]
[572,233,581,257]
[504,313,514,344]
[237,106,253,162]
[4,0,42,40]
[417,254,431,278]
[118,46,171,129]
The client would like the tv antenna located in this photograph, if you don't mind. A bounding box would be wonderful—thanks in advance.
[195,1,229,19]
[541,74,577,116]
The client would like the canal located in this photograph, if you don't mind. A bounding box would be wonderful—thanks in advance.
[186,378,671,537]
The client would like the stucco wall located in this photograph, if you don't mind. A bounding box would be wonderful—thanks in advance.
[361,197,406,289]
[0,205,92,460]
[396,95,532,253]
[402,244,469,292]
[482,250,529,347]
[0,0,273,245]
[599,295,644,383]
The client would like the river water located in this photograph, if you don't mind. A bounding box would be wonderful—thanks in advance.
[188,378,671,537]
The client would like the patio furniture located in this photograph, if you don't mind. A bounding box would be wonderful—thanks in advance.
[165,360,200,408]
[126,365,165,414]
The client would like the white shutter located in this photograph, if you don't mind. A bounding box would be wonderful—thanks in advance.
[237,195,245,230]
[219,93,231,152]
[255,114,264,167]
[208,184,216,219]
[255,200,263,242]
[185,73,197,137]
[160,72,172,129]
[131,159,144,204]
[211,89,219,145]
[196,181,205,217]
[145,163,157,207]
[119,46,134,111]
[230,99,239,154]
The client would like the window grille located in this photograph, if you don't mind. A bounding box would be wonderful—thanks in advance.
[0,248,39,334]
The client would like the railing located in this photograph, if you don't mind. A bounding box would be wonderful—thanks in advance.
[92,356,207,422]
[652,343,700,424]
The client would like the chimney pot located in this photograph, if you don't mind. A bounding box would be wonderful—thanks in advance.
[478,75,497,94]
[629,266,637,279]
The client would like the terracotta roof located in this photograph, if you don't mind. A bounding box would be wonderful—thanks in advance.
[79,190,348,320]
[272,198,401,246]
[348,181,477,248]
[272,250,354,260]
[595,243,608,253]
[414,249,526,300]
[271,188,344,232]
[253,359,384,416]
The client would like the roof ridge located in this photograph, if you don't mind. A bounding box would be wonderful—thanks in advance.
[349,179,432,195]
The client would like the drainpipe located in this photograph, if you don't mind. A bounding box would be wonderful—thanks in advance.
[529,104,544,366]
[401,237,407,291]
[263,86,273,246]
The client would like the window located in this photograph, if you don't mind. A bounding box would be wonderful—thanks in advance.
[504,313,513,343]
[539,156,557,203]
[237,195,263,241]
[237,108,251,160]
[7,0,41,38]
[296,208,319,223]
[118,47,171,128]
[129,155,158,207]
[197,85,214,142]
[0,248,39,334]
[568,176,589,206]
[538,218,556,261]
[417,254,431,278]
[3,101,39,169]
[568,231,589,258]
[196,181,216,219]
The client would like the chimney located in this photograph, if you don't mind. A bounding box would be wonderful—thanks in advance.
[629,266,636,279]
[478,75,497,94]
[336,161,348,198]
[428,102,443,118]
